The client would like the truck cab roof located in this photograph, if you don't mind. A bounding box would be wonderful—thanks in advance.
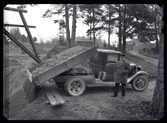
[97,48,121,54]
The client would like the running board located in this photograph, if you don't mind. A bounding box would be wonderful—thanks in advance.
[86,79,115,87]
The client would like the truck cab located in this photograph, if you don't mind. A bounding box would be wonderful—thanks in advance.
[89,49,121,81]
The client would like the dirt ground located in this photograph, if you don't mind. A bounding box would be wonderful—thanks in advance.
[3,53,158,121]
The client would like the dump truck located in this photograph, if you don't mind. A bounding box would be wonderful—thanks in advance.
[53,48,149,97]
[24,40,149,106]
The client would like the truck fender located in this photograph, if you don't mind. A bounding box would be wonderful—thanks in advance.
[127,71,148,83]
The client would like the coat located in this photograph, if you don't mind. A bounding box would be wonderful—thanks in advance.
[114,60,131,84]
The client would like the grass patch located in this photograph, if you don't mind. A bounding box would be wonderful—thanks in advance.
[126,53,157,80]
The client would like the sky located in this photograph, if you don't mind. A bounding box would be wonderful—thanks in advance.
[4,4,118,44]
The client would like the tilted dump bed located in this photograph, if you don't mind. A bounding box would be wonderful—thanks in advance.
[26,41,97,86]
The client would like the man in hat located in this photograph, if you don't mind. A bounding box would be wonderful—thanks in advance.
[110,54,131,99]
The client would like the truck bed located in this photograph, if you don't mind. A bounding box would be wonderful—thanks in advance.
[27,41,97,86]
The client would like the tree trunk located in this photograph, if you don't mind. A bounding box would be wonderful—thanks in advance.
[71,5,77,46]
[155,23,159,52]
[154,5,159,52]
[108,5,111,48]
[122,4,126,54]
[93,6,96,43]
[108,25,111,48]
[118,4,122,52]
[65,4,71,48]
[89,24,92,40]
[150,33,164,119]
[123,35,126,54]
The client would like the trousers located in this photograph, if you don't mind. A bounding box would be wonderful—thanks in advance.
[113,83,126,97]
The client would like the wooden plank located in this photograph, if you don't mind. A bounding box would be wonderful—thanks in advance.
[19,11,41,63]
[42,81,65,106]
[23,78,37,103]
[42,83,58,106]
[4,7,27,13]
[52,90,65,105]
[4,29,40,63]
[4,24,36,28]
[23,78,29,91]
[26,69,32,82]
[27,82,37,103]
[46,81,65,105]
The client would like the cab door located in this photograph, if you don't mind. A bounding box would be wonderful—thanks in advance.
[104,53,119,81]
[88,52,104,78]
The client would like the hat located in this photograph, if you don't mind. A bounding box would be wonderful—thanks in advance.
[120,54,126,57]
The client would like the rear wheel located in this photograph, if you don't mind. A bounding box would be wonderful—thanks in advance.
[131,75,149,92]
[64,77,86,96]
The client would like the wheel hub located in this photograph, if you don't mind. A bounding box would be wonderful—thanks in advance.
[70,81,82,93]
[136,79,145,88]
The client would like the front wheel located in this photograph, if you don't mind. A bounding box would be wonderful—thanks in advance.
[64,77,86,96]
[131,75,149,92]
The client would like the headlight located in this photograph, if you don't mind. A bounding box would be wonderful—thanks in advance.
[137,65,142,71]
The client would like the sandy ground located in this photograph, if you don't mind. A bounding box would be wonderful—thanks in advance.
[3,54,158,120]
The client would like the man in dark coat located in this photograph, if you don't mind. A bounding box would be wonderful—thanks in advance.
[110,54,131,99]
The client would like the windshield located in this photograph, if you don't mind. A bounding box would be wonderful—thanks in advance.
[107,54,118,63]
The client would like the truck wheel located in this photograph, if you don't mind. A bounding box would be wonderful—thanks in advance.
[64,77,86,96]
[131,75,149,92]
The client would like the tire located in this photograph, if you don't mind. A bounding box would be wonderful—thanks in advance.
[64,77,86,96]
[131,75,149,92]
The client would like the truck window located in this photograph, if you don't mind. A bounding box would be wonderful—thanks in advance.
[107,54,118,63]
[93,54,99,61]
[90,53,103,65]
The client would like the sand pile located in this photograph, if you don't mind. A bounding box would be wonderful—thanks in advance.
[31,45,91,77]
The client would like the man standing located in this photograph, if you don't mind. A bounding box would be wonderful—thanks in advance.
[110,54,131,99]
